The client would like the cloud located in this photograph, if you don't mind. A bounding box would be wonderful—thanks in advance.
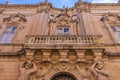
[92,0,118,3]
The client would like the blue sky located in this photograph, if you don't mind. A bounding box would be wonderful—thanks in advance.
[0,0,118,8]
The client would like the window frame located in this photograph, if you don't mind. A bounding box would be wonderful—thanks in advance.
[0,26,17,44]
[110,26,120,43]
[56,27,70,36]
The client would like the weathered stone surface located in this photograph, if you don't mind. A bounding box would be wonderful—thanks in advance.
[0,1,120,80]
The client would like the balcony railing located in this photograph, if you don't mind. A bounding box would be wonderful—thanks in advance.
[25,35,102,46]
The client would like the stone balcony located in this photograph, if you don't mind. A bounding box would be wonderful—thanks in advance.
[24,35,103,49]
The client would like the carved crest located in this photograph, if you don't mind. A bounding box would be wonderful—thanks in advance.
[49,8,78,27]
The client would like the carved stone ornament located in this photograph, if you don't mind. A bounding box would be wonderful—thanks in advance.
[89,60,109,80]
[101,12,120,22]
[49,8,78,27]
[18,60,37,80]
[3,12,27,23]
[37,0,51,13]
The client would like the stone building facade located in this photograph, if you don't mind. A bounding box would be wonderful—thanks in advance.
[0,0,120,80]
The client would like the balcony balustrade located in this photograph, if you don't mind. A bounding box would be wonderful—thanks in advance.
[25,35,102,46]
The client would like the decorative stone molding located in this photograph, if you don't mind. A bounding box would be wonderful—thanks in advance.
[75,1,91,12]
[48,8,79,35]
[92,49,104,60]
[90,60,109,80]
[76,50,85,62]
[3,12,27,23]
[41,62,85,80]
[37,0,52,13]
[42,50,51,62]
[101,12,120,22]
[25,49,35,60]
[18,60,37,80]
[49,8,74,27]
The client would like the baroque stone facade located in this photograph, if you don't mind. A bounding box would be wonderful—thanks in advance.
[0,0,120,80]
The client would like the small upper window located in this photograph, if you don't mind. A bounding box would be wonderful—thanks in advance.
[57,27,69,36]
[64,28,69,32]
[0,26,17,43]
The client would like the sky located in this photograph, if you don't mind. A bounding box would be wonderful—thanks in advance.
[0,0,119,8]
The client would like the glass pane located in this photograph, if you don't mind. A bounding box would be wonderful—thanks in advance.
[64,28,69,32]
[12,27,17,31]
[58,28,62,30]
[57,27,63,34]
[0,26,17,43]
[6,27,13,31]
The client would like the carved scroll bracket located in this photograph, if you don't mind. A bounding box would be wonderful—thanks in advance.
[41,50,51,62]
[92,49,104,60]
[76,50,85,62]
[25,49,35,60]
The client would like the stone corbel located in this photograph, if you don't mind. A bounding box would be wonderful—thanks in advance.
[92,49,104,60]
[41,50,51,62]
[59,50,69,62]
[25,49,35,60]
[76,50,85,62]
